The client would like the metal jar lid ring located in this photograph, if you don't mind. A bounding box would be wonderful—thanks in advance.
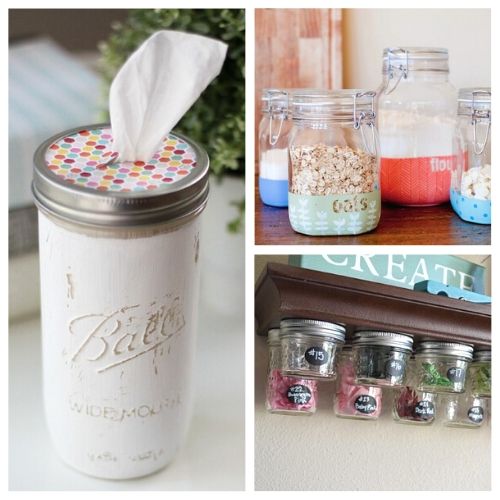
[352,330,414,352]
[280,318,346,342]
[416,341,474,360]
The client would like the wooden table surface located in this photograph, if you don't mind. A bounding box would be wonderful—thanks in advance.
[255,176,490,245]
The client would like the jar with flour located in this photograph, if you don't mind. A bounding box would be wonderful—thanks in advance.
[258,89,292,207]
[377,47,457,206]
[450,88,491,224]
[33,124,208,479]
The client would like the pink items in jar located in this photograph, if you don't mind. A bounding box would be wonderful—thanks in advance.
[334,347,382,419]
[266,329,318,415]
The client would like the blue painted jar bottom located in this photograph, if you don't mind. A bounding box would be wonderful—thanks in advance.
[259,177,288,208]
[450,189,491,225]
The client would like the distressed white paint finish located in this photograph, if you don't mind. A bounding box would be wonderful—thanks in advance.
[38,212,201,479]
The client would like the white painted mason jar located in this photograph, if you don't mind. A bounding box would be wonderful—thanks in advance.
[33,124,208,479]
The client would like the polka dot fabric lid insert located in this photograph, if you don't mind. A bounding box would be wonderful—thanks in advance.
[44,126,198,192]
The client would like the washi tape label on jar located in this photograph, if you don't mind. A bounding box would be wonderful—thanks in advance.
[380,155,453,206]
[354,395,377,414]
[287,384,312,405]
[305,347,329,366]
[447,366,466,383]
[468,406,484,423]
[385,358,405,377]
[413,400,435,420]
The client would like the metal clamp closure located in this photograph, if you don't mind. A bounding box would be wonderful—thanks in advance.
[471,90,491,155]
[268,90,288,146]
[385,48,409,95]
[353,91,377,156]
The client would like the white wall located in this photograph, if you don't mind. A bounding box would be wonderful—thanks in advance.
[343,9,491,90]
[254,255,491,490]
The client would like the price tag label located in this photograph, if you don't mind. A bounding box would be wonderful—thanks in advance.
[385,358,405,377]
[447,366,465,383]
[353,395,377,414]
[305,346,329,366]
[413,400,435,420]
[467,406,484,424]
[286,384,312,405]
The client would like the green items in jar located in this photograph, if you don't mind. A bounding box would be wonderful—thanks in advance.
[415,341,473,394]
[469,350,491,398]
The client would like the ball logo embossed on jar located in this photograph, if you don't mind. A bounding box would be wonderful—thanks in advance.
[447,366,466,383]
[354,395,377,414]
[286,384,312,405]
[413,400,435,420]
[467,405,484,423]
[305,346,330,366]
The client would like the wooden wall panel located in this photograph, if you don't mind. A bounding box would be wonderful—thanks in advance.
[255,8,343,168]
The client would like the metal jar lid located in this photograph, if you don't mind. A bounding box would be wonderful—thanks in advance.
[473,350,491,362]
[32,124,209,228]
[353,330,414,352]
[280,318,346,342]
[416,341,474,361]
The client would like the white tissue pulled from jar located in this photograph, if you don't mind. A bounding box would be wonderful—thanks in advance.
[260,148,289,180]
[378,110,455,157]
[460,163,491,200]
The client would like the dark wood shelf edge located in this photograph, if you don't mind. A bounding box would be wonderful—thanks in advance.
[255,263,491,348]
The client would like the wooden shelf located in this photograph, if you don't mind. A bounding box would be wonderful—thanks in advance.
[255,263,491,348]
[254,175,491,245]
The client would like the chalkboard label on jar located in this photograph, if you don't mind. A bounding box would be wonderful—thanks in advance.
[447,366,466,383]
[287,384,312,405]
[354,395,377,414]
[467,405,484,424]
[385,358,405,377]
[305,346,329,366]
[413,400,435,420]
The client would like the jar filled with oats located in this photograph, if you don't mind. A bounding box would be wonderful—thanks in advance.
[288,90,381,236]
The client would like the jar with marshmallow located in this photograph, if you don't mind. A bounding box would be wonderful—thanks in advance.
[450,88,491,224]
[258,89,292,207]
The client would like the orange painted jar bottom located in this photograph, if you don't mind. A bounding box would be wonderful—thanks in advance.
[380,155,453,206]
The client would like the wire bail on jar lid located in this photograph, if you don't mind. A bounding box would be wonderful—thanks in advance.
[290,89,378,156]
[262,89,289,146]
[416,341,474,360]
[382,47,449,95]
[280,318,346,342]
[458,88,491,155]
[352,330,414,352]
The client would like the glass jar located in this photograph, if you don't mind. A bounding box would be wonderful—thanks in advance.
[469,350,491,398]
[334,347,382,420]
[265,329,318,415]
[415,341,473,394]
[450,88,491,224]
[377,47,457,206]
[33,125,208,479]
[288,90,381,236]
[280,318,346,379]
[352,330,413,387]
[442,374,487,428]
[393,359,437,425]
[258,89,292,207]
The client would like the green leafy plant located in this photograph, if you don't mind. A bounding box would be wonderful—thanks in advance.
[422,362,452,387]
[99,9,245,231]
